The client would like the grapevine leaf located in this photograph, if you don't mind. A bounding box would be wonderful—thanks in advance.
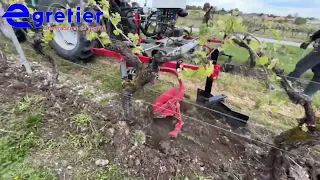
[27,30,35,37]
[225,20,233,34]
[102,4,110,17]
[205,64,214,77]
[43,30,55,44]
[198,37,207,46]
[88,0,96,5]
[178,68,196,80]
[101,38,110,45]
[131,47,143,54]
[128,33,140,45]
[111,13,121,26]
[193,58,202,64]
[194,50,207,59]
[196,65,208,77]
[249,40,260,51]
[269,74,281,83]
[113,29,122,36]
[273,30,282,41]
[86,31,98,40]
[27,8,35,15]
[267,58,278,70]
[257,56,269,66]
[99,32,110,45]
[99,0,109,6]
[99,31,108,38]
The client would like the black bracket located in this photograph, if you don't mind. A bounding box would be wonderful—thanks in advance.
[196,48,225,104]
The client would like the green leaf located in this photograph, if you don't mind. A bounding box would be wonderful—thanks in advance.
[249,40,260,51]
[198,37,207,46]
[111,13,121,26]
[102,4,110,17]
[128,33,140,45]
[43,29,54,44]
[132,47,143,54]
[27,30,35,37]
[113,29,122,36]
[273,30,282,41]
[194,50,207,59]
[269,74,282,83]
[267,58,278,70]
[99,31,108,38]
[193,58,202,64]
[178,64,212,80]
[88,0,96,5]
[225,20,233,34]
[86,31,98,40]
[257,56,269,66]
[205,64,214,77]
[99,0,109,6]
[178,68,196,80]
[99,32,110,45]
[27,7,35,15]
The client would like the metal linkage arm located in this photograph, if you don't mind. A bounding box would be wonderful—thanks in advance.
[91,48,221,79]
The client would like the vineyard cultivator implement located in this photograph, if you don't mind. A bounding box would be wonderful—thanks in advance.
[0,0,249,137]
[91,46,249,137]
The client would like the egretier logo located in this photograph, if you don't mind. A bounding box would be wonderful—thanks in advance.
[2,4,104,28]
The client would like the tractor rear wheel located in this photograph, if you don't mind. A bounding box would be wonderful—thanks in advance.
[36,0,99,63]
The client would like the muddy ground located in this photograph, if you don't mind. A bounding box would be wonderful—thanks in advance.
[0,51,320,180]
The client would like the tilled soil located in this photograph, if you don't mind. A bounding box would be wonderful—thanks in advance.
[1,52,318,180]
[0,52,254,179]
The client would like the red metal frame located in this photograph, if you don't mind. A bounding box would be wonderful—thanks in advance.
[91,48,221,78]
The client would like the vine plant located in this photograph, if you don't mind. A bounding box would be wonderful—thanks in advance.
[4,0,320,177]
[7,0,196,125]
[8,0,319,129]
[197,8,320,180]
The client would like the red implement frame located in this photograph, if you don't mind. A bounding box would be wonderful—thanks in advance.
[91,48,221,137]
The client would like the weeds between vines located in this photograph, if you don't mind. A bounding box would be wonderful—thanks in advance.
[8,1,320,179]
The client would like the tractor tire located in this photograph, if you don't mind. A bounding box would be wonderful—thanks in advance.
[36,0,99,63]
[0,2,26,42]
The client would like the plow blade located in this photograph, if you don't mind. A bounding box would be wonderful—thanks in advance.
[206,101,249,128]
[196,89,249,128]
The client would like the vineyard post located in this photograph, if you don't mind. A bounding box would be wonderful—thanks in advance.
[0,2,31,74]
[9,26,32,74]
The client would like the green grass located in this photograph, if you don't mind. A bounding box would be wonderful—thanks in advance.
[219,43,314,78]
[0,104,55,179]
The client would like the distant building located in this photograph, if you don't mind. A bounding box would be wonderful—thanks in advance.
[263,16,296,23]
[241,13,261,19]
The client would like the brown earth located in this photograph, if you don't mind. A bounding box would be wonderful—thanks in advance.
[1,51,319,180]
